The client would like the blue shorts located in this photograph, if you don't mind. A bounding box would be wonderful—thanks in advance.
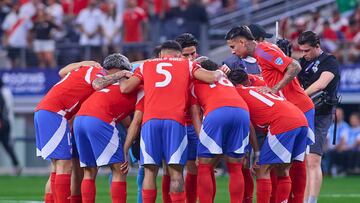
[73,116,124,167]
[186,125,198,161]
[34,110,72,160]
[197,107,250,158]
[304,108,316,144]
[259,126,309,164]
[140,119,187,166]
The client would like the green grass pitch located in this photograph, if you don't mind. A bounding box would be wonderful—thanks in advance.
[0,175,359,202]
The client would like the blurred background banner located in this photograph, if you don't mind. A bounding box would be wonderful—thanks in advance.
[339,64,360,93]
[0,69,59,96]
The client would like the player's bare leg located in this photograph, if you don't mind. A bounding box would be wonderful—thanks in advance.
[110,163,127,203]
[185,160,198,203]
[70,158,83,203]
[162,162,171,203]
[305,154,322,203]
[81,167,98,203]
[44,160,56,203]
[168,164,185,202]
[54,159,72,203]
[225,156,245,203]
[143,164,159,203]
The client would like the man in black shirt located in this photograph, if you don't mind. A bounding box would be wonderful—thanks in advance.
[297,31,340,203]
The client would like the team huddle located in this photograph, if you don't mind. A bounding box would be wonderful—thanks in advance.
[35,25,317,203]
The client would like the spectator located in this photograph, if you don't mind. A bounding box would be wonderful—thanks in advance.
[321,20,339,53]
[345,112,360,173]
[0,78,21,175]
[325,107,350,175]
[290,17,307,52]
[100,2,122,55]
[329,10,348,35]
[307,9,324,35]
[61,0,89,16]
[76,0,104,62]
[46,0,64,26]
[19,0,44,19]
[31,9,60,68]
[122,0,148,61]
[2,3,33,68]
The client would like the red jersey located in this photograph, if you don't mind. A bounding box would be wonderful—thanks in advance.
[192,76,248,116]
[235,85,308,135]
[36,66,105,120]
[254,41,314,113]
[133,57,199,125]
[76,83,137,124]
[248,74,267,86]
[123,7,147,42]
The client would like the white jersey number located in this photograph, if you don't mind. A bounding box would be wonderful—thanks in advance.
[155,63,173,87]
[249,89,284,107]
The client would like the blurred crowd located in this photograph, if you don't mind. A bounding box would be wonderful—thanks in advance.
[323,107,360,176]
[280,6,360,64]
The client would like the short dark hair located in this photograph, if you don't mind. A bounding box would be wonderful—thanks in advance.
[228,69,248,85]
[225,26,255,41]
[160,40,182,52]
[103,53,131,70]
[175,33,198,49]
[152,45,162,58]
[298,31,320,47]
[200,59,219,71]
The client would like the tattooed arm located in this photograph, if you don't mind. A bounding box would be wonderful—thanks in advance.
[271,59,301,93]
[92,70,132,90]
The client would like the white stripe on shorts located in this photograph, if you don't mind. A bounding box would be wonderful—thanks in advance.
[307,127,315,144]
[41,117,68,159]
[234,132,249,154]
[169,134,188,164]
[199,126,222,154]
[96,124,120,166]
[140,135,156,164]
[293,152,305,161]
[36,148,41,157]
[268,133,291,163]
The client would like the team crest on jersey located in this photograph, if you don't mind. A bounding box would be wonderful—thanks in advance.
[275,57,283,65]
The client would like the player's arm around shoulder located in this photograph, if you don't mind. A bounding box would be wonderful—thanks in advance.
[119,76,142,93]
[193,64,229,84]
[92,70,133,91]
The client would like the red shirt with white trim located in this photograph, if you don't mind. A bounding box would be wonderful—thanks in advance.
[76,83,137,124]
[36,66,105,120]
[133,57,199,125]
[254,41,314,113]
[192,76,248,116]
[235,85,308,135]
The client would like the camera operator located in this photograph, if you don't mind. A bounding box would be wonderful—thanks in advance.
[297,31,340,203]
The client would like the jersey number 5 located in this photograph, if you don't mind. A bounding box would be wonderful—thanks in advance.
[155,63,173,87]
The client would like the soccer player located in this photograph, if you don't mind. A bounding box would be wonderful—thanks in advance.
[35,60,131,203]
[175,33,200,203]
[225,26,315,203]
[191,59,250,203]
[119,40,227,203]
[228,69,313,203]
[73,53,135,203]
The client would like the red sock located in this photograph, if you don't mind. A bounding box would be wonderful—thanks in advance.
[170,192,186,203]
[289,161,306,203]
[242,168,254,203]
[50,172,57,202]
[45,193,54,203]
[185,173,197,203]
[197,163,215,203]
[270,169,278,203]
[81,179,96,203]
[226,162,244,203]
[256,179,272,203]
[162,175,171,203]
[276,176,292,203]
[111,181,127,203]
[142,189,157,203]
[55,174,71,203]
[70,195,82,203]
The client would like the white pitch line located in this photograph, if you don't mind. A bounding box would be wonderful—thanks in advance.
[320,194,360,198]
